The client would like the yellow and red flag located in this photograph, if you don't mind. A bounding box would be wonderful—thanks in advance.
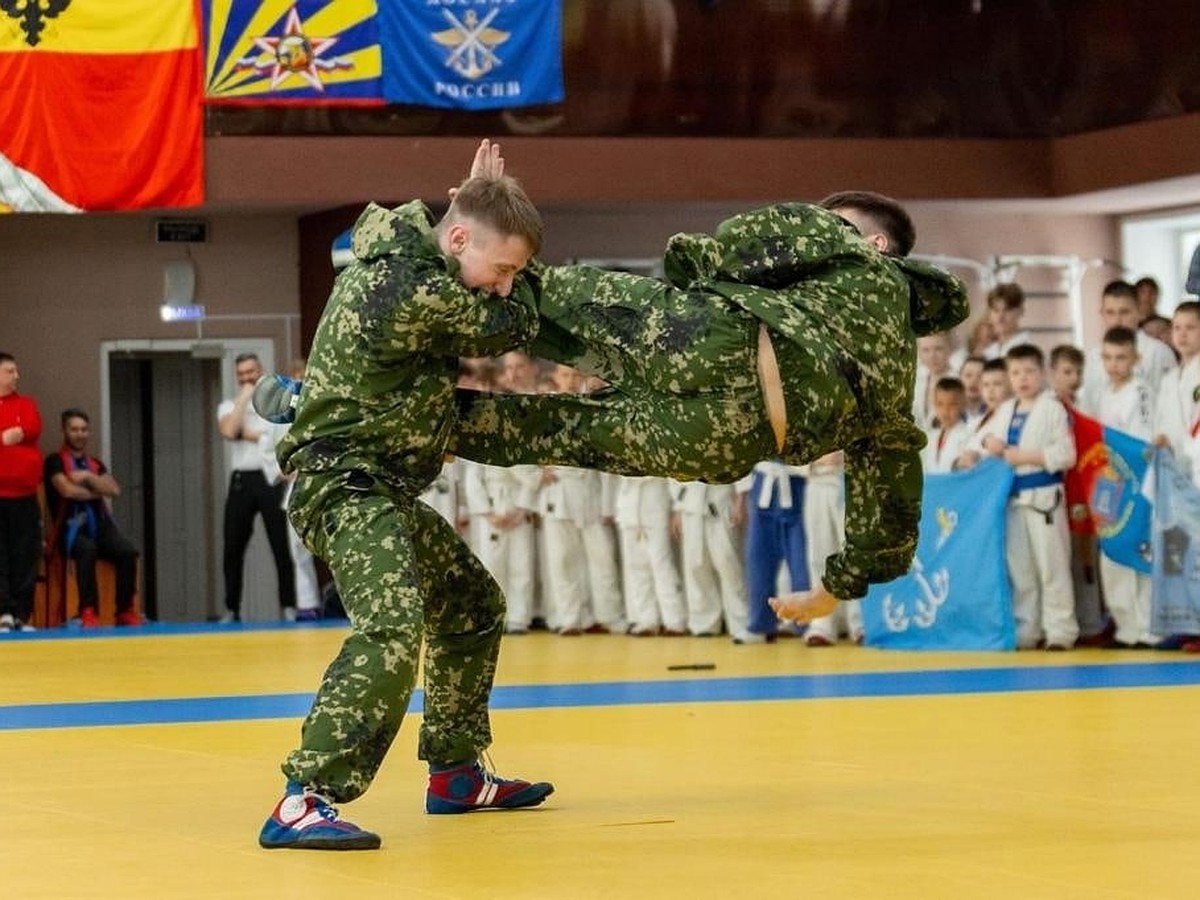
[0,0,203,212]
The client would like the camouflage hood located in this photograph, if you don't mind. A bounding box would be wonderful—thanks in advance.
[664,202,968,336]
[349,200,441,264]
[890,256,971,336]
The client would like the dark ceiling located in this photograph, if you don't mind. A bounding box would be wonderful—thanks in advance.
[207,0,1200,141]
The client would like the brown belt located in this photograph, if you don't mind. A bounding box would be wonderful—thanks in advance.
[757,325,787,453]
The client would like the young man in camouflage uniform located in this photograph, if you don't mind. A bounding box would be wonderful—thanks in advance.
[258,141,554,852]
[451,192,969,625]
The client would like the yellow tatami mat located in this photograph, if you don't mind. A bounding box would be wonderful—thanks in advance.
[3,626,1198,899]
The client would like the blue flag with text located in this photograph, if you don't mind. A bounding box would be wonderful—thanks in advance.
[381,0,563,109]
[862,459,1016,651]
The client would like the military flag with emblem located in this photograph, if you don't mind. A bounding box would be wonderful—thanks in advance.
[203,0,383,103]
[381,0,563,110]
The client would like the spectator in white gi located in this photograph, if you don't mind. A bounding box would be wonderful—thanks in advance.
[912,331,955,429]
[962,344,1078,650]
[981,283,1032,360]
[800,452,861,647]
[1153,301,1200,487]
[1079,281,1176,415]
[670,479,747,637]
[537,465,625,634]
[1093,326,1157,648]
[614,475,687,636]
[919,377,972,474]
[462,460,541,634]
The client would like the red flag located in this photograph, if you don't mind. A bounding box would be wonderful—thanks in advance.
[1067,406,1105,535]
[0,1,203,211]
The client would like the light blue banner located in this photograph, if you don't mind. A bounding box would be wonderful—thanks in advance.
[381,0,563,109]
[862,459,1015,651]
[1151,450,1200,635]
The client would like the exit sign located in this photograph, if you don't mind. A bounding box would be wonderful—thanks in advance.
[156,219,208,243]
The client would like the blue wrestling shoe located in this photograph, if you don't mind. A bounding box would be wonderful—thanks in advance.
[259,782,381,850]
[426,759,554,814]
[252,373,303,425]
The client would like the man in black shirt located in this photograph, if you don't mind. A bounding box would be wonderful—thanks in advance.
[44,408,140,627]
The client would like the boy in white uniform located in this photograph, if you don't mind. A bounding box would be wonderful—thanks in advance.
[578,470,626,633]
[919,377,972,473]
[970,358,1011,431]
[671,479,747,636]
[1154,301,1200,486]
[614,475,687,636]
[1094,326,1157,647]
[964,344,1078,649]
[1152,302,1200,653]
[1049,345,1085,408]
[1047,343,1109,646]
[461,461,541,633]
[537,465,626,634]
[912,332,955,430]
[1079,281,1176,415]
[958,355,987,419]
[981,283,1032,360]
[800,452,860,646]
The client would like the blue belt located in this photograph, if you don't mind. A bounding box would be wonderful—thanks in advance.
[1010,471,1062,496]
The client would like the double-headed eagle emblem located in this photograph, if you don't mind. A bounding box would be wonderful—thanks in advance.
[1,0,71,47]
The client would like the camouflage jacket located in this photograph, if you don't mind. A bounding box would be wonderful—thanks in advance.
[669,203,970,598]
[278,201,539,492]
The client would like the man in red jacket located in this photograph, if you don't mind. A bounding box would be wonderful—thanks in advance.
[0,352,43,633]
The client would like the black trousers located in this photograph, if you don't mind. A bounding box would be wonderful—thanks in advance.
[67,517,139,614]
[222,470,295,614]
[0,495,40,621]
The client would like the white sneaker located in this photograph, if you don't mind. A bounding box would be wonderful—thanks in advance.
[282,607,297,623]
[15,620,36,632]
[218,610,238,624]
[0,613,14,633]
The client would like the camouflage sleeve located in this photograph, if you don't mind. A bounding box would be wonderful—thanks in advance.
[527,263,675,369]
[821,425,924,600]
[386,265,540,359]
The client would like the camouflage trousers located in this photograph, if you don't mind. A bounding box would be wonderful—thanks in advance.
[452,267,817,483]
[281,469,504,802]
[453,385,777,485]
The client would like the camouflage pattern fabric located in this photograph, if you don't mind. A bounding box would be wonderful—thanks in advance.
[282,473,503,802]
[276,200,538,801]
[452,203,969,600]
[278,200,539,489]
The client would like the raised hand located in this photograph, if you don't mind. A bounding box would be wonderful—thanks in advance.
[450,139,506,202]
[468,138,505,180]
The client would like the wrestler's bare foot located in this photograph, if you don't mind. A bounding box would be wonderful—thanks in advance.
[769,582,839,625]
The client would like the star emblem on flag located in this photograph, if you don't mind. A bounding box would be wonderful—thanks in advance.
[234,5,350,91]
